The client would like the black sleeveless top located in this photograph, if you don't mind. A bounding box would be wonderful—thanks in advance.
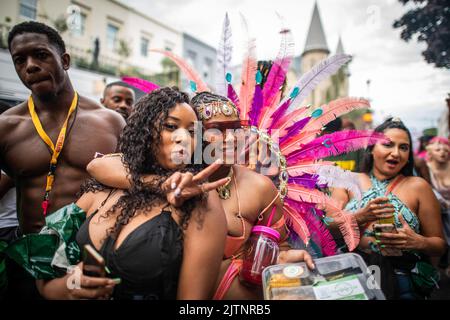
[76,208,183,300]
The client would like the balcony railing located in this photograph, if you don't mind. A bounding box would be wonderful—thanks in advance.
[66,44,179,86]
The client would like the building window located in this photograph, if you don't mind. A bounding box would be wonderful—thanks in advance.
[140,37,149,57]
[164,41,174,52]
[71,13,86,37]
[203,57,213,79]
[106,23,119,51]
[20,0,37,20]
[187,50,197,67]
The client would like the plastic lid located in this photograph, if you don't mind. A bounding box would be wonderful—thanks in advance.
[251,226,280,241]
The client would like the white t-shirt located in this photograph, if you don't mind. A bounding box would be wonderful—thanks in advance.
[0,172,18,228]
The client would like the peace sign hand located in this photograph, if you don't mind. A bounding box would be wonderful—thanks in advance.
[162,159,230,207]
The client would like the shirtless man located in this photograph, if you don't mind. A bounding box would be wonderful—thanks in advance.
[100,81,135,119]
[0,21,125,236]
[0,21,125,299]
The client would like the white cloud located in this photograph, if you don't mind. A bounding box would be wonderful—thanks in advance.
[122,0,450,134]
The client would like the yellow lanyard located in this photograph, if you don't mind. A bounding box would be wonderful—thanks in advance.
[28,92,78,216]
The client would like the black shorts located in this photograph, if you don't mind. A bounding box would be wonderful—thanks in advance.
[0,226,42,300]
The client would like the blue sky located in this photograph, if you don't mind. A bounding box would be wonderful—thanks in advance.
[121,0,450,138]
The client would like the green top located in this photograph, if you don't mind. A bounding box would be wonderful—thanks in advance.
[345,174,420,233]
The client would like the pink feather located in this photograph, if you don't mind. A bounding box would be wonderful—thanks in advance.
[324,201,360,252]
[275,106,310,135]
[283,202,310,246]
[248,84,263,126]
[268,98,291,130]
[150,49,210,93]
[286,130,387,163]
[287,199,337,256]
[287,184,340,207]
[227,83,240,107]
[238,33,257,121]
[286,161,335,176]
[280,130,320,155]
[279,117,311,144]
[304,97,371,132]
[121,77,159,93]
[259,28,294,129]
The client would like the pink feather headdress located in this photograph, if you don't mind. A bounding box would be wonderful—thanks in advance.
[124,14,388,257]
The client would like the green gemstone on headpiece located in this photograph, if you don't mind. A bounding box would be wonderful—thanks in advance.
[290,87,300,99]
[226,73,232,83]
[311,108,323,118]
[190,81,197,92]
[255,70,262,84]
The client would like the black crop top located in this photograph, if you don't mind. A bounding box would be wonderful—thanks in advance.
[76,209,183,300]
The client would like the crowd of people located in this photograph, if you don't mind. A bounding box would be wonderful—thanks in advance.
[0,20,449,301]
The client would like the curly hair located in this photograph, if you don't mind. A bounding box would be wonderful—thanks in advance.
[81,87,204,238]
[8,21,66,53]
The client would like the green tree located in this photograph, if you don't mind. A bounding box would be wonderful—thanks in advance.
[393,0,450,69]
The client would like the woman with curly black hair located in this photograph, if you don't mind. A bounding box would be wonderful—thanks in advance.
[36,87,227,300]
[86,91,315,300]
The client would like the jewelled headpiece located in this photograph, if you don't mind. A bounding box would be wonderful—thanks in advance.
[197,100,240,120]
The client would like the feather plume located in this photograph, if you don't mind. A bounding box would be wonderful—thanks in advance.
[288,173,318,189]
[248,84,263,126]
[150,49,210,93]
[276,106,310,134]
[304,97,371,132]
[283,202,310,245]
[216,13,233,96]
[227,83,240,107]
[324,201,360,251]
[316,165,362,200]
[286,161,335,176]
[279,54,352,114]
[259,29,294,128]
[279,117,311,144]
[238,14,257,120]
[121,77,159,93]
[261,29,293,106]
[280,130,320,155]
[286,130,387,163]
[287,200,336,256]
[287,184,340,207]
[268,98,291,130]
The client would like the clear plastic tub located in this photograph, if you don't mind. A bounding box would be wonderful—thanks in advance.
[262,253,386,300]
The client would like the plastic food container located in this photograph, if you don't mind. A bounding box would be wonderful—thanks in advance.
[262,253,385,300]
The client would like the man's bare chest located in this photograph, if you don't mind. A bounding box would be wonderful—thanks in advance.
[2,117,118,178]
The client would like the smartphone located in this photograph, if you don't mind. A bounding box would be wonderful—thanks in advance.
[82,244,106,277]
[373,224,402,257]
[373,223,397,234]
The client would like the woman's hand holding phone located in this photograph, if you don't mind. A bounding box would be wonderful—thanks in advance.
[376,214,426,252]
[65,262,117,300]
[355,197,395,226]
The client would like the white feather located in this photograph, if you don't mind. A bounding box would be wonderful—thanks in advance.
[316,165,362,200]
[215,13,233,96]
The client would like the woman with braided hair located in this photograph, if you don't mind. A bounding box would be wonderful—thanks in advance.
[36,87,227,300]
